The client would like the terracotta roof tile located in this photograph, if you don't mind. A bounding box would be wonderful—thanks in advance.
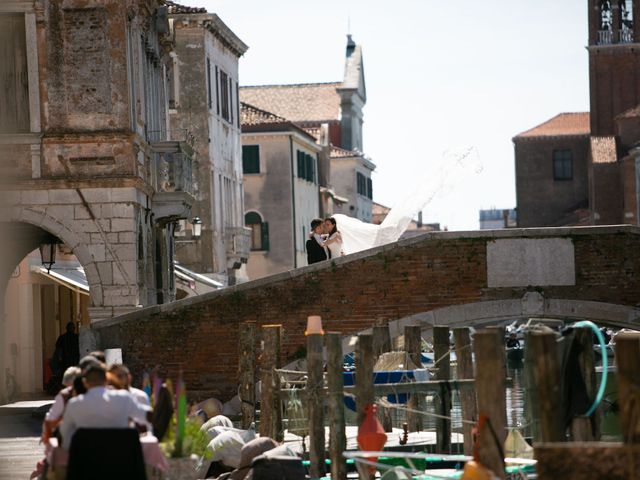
[240,82,342,124]
[330,145,358,158]
[240,102,317,141]
[590,136,617,164]
[514,112,590,139]
[165,1,207,14]
[240,102,288,126]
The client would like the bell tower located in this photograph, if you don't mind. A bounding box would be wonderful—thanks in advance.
[588,0,640,135]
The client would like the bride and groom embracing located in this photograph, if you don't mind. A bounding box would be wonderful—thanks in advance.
[306,217,344,265]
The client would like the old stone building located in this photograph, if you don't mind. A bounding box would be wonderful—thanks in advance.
[515,0,640,227]
[167,4,251,288]
[0,0,192,400]
[240,35,375,222]
[240,103,322,280]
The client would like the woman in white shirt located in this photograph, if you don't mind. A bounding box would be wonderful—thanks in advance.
[322,217,344,259]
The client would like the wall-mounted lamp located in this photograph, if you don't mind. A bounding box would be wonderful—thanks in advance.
[39,242,57,273]
[191,217,202,239]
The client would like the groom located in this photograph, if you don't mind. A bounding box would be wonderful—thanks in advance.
[306,218,330,265]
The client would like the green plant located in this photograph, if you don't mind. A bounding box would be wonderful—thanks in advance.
[160,417,212,460]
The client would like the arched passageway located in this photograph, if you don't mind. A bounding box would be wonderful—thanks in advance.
[0,221,94,403]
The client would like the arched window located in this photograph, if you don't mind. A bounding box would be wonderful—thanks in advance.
[601,1,613,31]
[245,211,269,251]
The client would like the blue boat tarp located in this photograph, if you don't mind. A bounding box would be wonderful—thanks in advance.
[343,370,423,411]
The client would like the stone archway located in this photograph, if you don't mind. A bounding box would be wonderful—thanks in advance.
[0,208,104,402]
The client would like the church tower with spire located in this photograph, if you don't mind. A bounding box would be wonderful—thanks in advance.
[337,34,367,152]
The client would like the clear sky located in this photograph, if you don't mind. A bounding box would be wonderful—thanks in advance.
[188,0,590,230]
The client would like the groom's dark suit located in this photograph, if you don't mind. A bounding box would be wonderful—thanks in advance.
[306,236,330,265]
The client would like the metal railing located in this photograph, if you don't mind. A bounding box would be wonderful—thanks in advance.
[620,29,634,43]
[597,29,635,45]
[598,29,613,45]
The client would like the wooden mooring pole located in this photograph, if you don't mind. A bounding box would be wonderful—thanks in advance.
[453,327,477,456]
[534,331,640,479]
[405,325,423,432]
[326,332,347,480]
[238,321,256,429]
[356,333,375,428]
[523,329,540,442]
[260,324,283,441]
[372,324,393,432]
[474,329,507,479]
[570,326,599,441]
[530,330,564,443]
[355,333,375,480]
[307,331,325,478]
[433,326,451,453]
[614,331,640,444]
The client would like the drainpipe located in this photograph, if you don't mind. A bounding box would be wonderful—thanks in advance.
[289,135,297,268]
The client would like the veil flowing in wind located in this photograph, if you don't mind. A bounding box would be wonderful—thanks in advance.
[334,146,483,255]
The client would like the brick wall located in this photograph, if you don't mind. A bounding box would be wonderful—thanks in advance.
[515,136,590,227]
[93,226,640,401]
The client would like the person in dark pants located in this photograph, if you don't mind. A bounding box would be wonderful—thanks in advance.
[54,322,80,374]
[306,218,330,265]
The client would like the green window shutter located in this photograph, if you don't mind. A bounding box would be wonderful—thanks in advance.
[261,222,269,251]
[367,177,373,199]
[297,151,302,179]
[242,146,260,174]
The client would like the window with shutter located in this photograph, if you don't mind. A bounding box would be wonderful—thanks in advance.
[245,211,266,250]
[215,66,220,115]
[367,177,373,200]
[242,145,260,174]
[0,14,29,133]
[261,222,270,251]
[297,151,305,180]
[206,58,212,109]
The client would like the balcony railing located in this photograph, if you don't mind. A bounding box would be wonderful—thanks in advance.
[147,128,196,147]
[620,29,634,44]
[153,150,194,195]
[225,226,252,261]
[598,29,613,45]
[597,29,635,45]
[150,137,196,221]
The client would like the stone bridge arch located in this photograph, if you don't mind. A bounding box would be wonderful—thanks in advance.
[336,293,640,356]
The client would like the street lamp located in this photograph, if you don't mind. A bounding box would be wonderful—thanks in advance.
[39,242,57,273]
[191,217,202,239]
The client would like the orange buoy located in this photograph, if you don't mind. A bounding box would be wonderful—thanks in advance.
[357,404,387,473]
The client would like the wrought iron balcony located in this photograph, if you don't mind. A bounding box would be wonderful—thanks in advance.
[150,132,196,223]
[225,226,251,267]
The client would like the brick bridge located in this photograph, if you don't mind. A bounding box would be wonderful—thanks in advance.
[90,225,640,399]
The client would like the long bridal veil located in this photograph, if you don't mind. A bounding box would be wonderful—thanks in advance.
[335,146,482,255]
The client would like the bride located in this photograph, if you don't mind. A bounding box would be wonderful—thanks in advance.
[335,146,482,255]
[322,217,343,258]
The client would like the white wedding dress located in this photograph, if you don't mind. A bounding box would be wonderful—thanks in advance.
[334,147,482,255]
[325,232,343,259]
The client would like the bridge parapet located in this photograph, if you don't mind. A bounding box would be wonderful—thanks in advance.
[91,225,640,399]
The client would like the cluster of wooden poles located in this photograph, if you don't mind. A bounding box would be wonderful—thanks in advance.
[235,321,640,480]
